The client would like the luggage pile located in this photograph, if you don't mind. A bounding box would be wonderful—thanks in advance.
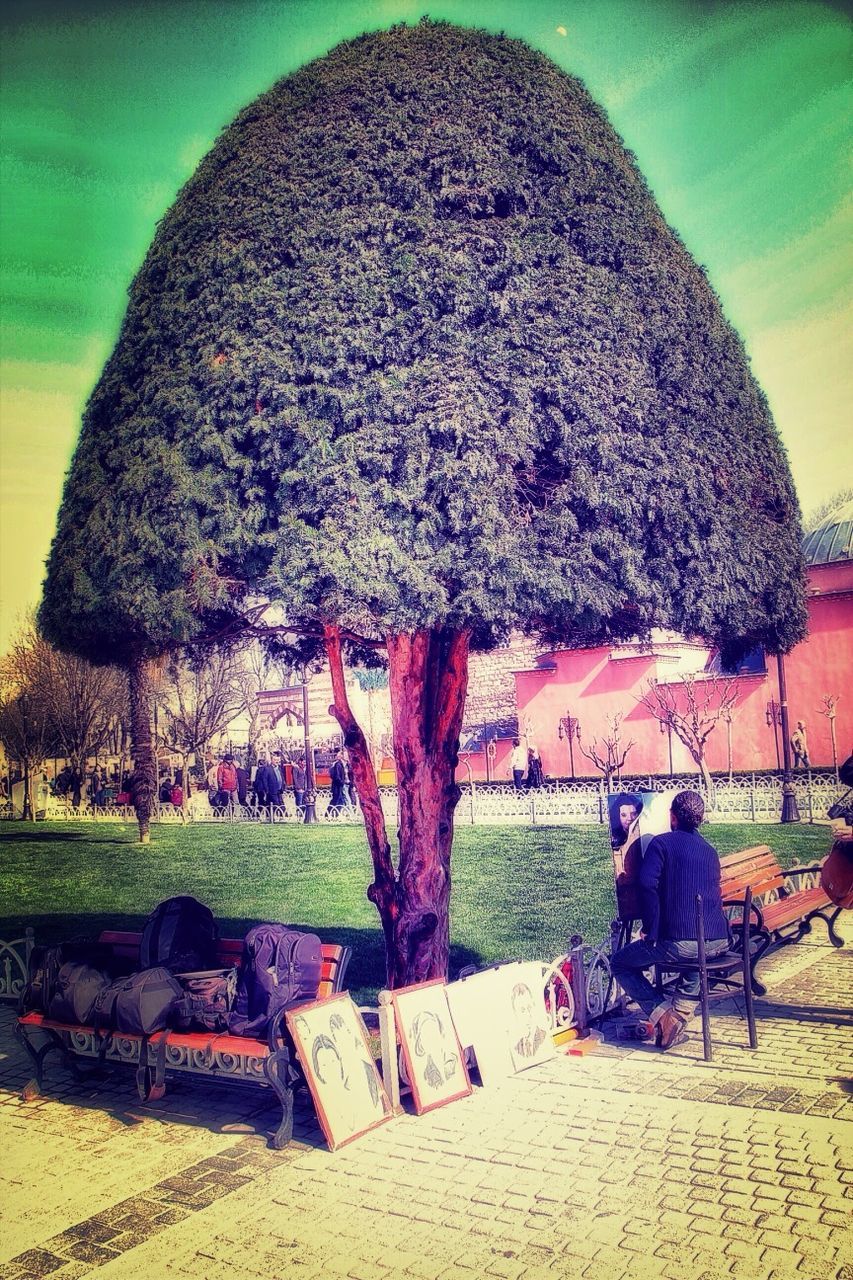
[20,895,324,1098]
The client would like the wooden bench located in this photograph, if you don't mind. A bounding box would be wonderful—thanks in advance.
[16,931,352,1149]
[719,846,843,994]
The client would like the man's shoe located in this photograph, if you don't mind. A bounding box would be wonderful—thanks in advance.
[656,1009,689,1051]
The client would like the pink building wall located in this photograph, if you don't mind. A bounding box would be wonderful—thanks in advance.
[512,561,852,780]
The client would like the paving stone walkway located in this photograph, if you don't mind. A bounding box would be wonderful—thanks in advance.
[1,922,851,1280]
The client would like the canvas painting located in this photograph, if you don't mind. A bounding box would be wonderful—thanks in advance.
[392,979,472,1114]
[446,968,515,1085]
[286,994,391,1151]
[609,789,677,920]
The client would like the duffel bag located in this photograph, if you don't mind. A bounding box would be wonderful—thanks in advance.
[47,962,111,1024]
[93,967,185,1037]
[92,967,187,1103]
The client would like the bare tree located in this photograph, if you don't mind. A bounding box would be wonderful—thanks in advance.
[577,712,635,790]
[1,616,125,804]
[0,690,52,820]
[352,667,391,772]
[232,641,290,765]
[639,674,739,805]
[155,649,247,808]
[817,693,841,782]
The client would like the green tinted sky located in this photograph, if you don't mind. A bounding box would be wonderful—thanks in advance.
[1,0,850,651]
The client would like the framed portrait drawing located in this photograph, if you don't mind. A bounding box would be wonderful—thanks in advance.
[499,961,556,1073]
[392,979,472,1115]
[286,994,392,1151]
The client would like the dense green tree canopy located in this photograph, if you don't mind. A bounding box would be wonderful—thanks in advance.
[40,20,807,664]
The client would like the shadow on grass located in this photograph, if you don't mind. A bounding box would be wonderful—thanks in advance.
[0,829,131,846]
[0,914,485,1004]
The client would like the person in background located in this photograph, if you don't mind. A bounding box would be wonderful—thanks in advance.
[610,790,729,1050]
[510,739,526,790]
[264,751,285,811]
[525,746,543,789]
[236,759,249,806]
[329,749,347,814]
[170,779,183,808]
[217,754,239,809]
[253,753,268,808]
[292,757,306,811]
[790,720,810,769]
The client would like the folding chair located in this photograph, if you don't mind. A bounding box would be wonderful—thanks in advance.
[655,886,758,1062]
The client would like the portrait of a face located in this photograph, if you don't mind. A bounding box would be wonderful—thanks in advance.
[287,995,391,1150]
[392,980,471,1115]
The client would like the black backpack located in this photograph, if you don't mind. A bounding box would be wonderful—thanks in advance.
[228,924,323,1038]
[48,962,111,1024]
[140,896,217,973]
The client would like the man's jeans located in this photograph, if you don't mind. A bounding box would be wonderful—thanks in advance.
[611,937,729,1020]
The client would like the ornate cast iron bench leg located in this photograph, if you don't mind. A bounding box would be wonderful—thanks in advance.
[15,1021,63,1097]
[264,1048,296,1150]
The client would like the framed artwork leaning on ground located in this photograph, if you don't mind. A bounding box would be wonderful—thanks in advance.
[286,994,392,1151]
[392,979,472,1114]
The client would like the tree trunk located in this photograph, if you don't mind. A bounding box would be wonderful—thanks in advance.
[386,627,470,987]
[127,657,156,844]
[324,626,398,971]
[22,759,32,822]
[696,753,716,810]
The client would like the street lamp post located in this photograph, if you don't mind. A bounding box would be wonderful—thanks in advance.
[301,667,317,823]
[557,713,580,780]
[765,698,781,772]
[776,653,800,824]
[659,717,674,777]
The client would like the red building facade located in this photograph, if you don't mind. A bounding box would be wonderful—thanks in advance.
[466,504,853,782]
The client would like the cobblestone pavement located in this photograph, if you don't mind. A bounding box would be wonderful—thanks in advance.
[1,922,851,1280]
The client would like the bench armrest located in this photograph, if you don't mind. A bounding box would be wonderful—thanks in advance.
[784,863,822,877]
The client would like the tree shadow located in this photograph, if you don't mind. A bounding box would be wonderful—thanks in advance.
[0,913,484,1005]
[0,829,130,846]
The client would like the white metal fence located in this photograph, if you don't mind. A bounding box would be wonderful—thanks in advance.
[2,771,844,827]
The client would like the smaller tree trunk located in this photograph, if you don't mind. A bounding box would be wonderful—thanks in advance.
[127,657,156,844]
[324,626,398,970]
[696,754,716,809]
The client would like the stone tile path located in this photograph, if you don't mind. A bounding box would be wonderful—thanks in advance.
[1,922,851,1280]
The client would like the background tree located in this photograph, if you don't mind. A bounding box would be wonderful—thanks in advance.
[4,618,126,786]
[39,22,806,985]
[802,488,853,533]
[0,691,51,820]
[231,640,291,766]
[639,674,740,805]
[155,648,247,808]
[577,712,635,791]
[352,667,391,772]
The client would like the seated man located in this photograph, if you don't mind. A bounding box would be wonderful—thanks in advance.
[610,789,729,1050]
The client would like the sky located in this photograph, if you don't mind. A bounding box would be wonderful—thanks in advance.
[1,0,851,654]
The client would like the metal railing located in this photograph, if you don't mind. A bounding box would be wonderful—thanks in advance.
[5,770,843,827]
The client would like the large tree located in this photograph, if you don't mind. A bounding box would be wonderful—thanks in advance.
[39,22,806,985]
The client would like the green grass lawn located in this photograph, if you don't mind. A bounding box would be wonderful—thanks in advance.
[0,819,831,1003]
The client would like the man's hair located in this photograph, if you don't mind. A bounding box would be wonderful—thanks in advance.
[671,790,704,832]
